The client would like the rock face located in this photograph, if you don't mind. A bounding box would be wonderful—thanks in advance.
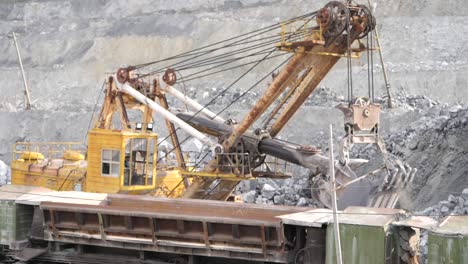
[388,107,468,210]
[235,177,317,207]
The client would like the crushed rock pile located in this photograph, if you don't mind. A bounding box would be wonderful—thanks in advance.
[386,104,468,210]
[418,189,468,220]
[235,95,468,211]
[234,176,319,207]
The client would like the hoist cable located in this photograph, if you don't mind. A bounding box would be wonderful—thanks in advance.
[138,29,308,79]
[180,52,287,82]
[157,53,293,163]
[367,33,372,101]
[135,12,316,75]
[370,30,375,102]
[175,32,307,72]
[155,15,315,164]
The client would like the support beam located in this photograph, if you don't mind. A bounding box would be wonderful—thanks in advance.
[11,32,32,110]
[160,84,225,124]
[155,80,187,175]
[115,79,220,151]
[329,124,343,264]
[269,51,342,137]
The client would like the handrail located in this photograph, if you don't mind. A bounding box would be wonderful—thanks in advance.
[13,142,86,161]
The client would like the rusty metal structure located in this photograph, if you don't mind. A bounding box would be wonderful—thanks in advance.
[40,195,309,263]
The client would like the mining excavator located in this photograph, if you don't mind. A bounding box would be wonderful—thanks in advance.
[10,0,415,209]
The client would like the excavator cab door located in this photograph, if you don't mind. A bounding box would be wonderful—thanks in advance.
[123,137,156,189]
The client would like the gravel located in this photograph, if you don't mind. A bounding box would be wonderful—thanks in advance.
[417,188,468,220]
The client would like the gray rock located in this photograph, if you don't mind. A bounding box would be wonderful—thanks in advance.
[273,195,285,205]
[447,194,457,203]
[439,108,449,117]
[462,188,468,198]
[255,196,264,204]
[449,105,462,117]
[261,184,276,200]
[420,206,434,216]
[440,206,450,215]
[242,190,256,204]
[259,179,279,190]
[438,200,450,208]
[296,197,307,207]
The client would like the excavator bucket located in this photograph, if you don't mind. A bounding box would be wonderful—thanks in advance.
[311,97,417,209]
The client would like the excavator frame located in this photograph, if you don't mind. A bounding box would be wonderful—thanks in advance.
[10,1,414,209]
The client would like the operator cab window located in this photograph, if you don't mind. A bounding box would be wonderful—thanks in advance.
[102,149,120,177]
[124,138,155,186]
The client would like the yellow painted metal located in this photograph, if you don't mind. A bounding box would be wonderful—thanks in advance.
[153,169,188,198]
[19,152,44,160]
[180,171,253,181]
[11,142,87,191]
[11,160,87,191]
[63,150,85,161]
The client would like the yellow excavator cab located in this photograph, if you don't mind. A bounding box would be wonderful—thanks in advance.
[85,128,158,194]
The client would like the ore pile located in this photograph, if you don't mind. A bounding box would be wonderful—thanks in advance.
[418,189,468,220]
[235,176,318,207]
[234,97,468,211]
[387,105,468,210]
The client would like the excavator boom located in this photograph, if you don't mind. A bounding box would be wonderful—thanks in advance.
[182,1,376,200]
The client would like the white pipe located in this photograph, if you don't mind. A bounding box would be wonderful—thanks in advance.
[114,78,221,152]
[160,84,225,124]
[329,124,343,264]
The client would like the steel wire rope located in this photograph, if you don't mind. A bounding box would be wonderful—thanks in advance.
[132,12,316,71]
[83,80,106,143]
[155,15,316,163]
[174,32,308,73]
[156,41,308,160]
[138,29,308,79]
[196,55,294,199]
[135,13,316,77]
[156,53,292,164]
[367,32,372,101]
[147,15,316,202]
[172,30,310,70]
[370,29,375,102]
[180,52,288,82]
[346,18,353,103]
[174,32,309,80]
